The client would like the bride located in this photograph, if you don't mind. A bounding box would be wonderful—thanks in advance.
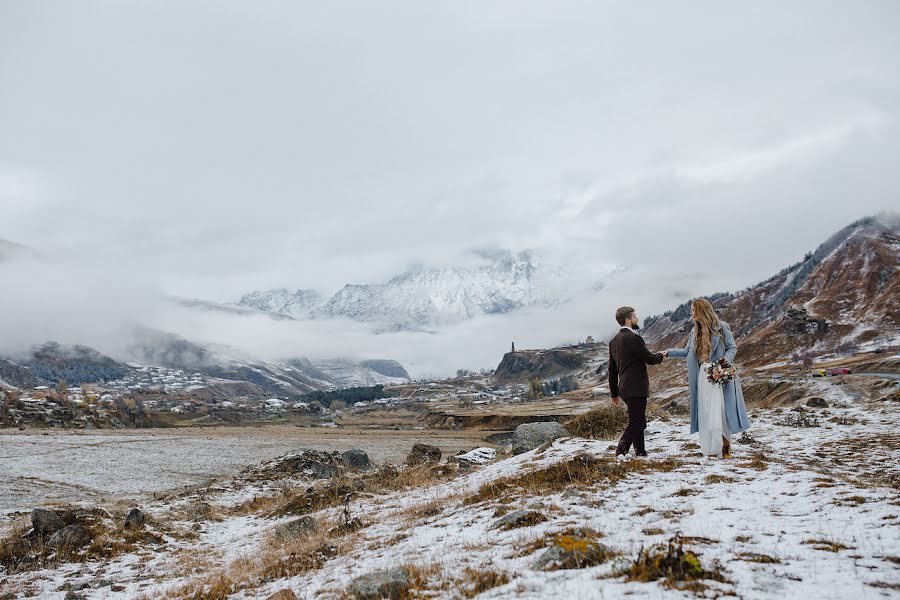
[665,298,751,458]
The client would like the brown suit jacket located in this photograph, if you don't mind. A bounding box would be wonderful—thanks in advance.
[608,329,664,399]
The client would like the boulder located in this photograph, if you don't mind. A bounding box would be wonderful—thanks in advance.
[342,449,372,471]
[533,534,614,571]
[407,444,441,466]
[46,525,92,551]
[806,397,829,408]
[349,568,409,600]
[493,509,547,530]
[513,422,569,454]
[250,449,345,480]
[455,447,496,470]
[273,516,318,543]
[31,508,66,536]
[124,508,146,529]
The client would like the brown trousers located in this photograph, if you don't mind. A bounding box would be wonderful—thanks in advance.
[616,397,647,456]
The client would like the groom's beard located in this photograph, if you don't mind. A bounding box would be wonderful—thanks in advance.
[631,323,640,330]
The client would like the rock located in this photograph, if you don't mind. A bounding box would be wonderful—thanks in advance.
[249,449,345,480]
[512,422,569,454]
[349,568,409,600]
[806,397,829,408]
[342,449,372,471]
[266,590,299,600]
[124,508,146,529]
[110,585,126,592]
[191,501,213,522]
[32,508,66,536]
[454,447,496,470]
[493,509,547,530]
[533,535,615,570]
[64,592,86,600]
[407,444,441,466]
[46,525,92,551]
[273,516,318,543]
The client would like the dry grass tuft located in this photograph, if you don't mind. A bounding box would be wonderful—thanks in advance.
[736,452,769,471]
[564,405,628,439]
[464,454,682,505]
[737,552,780,564]
[704,474,737,484]
[803,538,854,553]
[622,534,729,590]
[458,567,511,598]
[672,488,700,497]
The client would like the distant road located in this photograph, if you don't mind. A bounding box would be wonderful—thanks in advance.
[854,372,900,381]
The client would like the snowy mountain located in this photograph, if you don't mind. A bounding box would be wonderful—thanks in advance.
[237,288,323,318]
[642,213,900,366]
[239,250,568,328]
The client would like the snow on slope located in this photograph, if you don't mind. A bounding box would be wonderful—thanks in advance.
[4,378,897,599]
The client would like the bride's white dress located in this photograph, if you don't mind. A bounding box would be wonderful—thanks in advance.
[698,362,731,457]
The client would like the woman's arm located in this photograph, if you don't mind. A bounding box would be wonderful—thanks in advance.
[666,332,693,359]
[721,322,738,363]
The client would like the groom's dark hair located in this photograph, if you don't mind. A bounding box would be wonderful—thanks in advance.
[615,306,635,326]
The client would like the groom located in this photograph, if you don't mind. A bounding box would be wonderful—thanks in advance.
[608,306,666,458]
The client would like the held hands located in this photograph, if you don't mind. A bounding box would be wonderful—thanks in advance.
[611,396,621,405]
[660,350,668,358]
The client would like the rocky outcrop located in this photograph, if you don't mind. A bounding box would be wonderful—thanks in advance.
[493,349,587,383]
[512,422,569,454]
[358,359,410,380]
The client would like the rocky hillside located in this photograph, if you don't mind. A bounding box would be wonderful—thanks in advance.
[493,342,607,384]
[642,214,899,367]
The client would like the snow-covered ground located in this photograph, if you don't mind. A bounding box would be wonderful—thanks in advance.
[2,378,898,599]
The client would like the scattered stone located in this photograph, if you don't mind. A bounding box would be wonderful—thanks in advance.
[341,449,372,471]
[273,516,318,543]
[533,534,615,570]
[455,447,496,470]
[31,508,66,536]
[806,397,829,408]
[349,568,409,600]
[191,501,213,522]
[47,525,92,551]
[513,422,569,454]
[266,590,299,600]
[494,509,548,530]
[64,592,86,600]
[110,584,126,592]
[124,508,146,529]
[407,444,441,466]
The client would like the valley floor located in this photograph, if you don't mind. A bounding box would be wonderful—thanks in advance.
[1,378,898,599]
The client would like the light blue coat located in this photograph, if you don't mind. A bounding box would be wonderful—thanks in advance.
[666,322,751,435]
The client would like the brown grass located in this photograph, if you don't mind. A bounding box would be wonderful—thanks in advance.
[622,535,729,591]
[458,568,511,598]
[564,405,628,439]
[704,474,737,484]
[736,452,769,471]
[803,539,854,552]
[737,552,780,564]
[464,453,683,505]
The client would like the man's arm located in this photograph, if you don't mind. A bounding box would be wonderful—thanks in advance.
[608,342,619,401]
[631,335,664,365]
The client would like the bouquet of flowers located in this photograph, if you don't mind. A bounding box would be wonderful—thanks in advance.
[706,358,737,385]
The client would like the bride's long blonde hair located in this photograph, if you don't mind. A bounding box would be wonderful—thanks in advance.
[693,298,720,363]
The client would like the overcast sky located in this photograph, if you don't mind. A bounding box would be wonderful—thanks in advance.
[1,2,899,375]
